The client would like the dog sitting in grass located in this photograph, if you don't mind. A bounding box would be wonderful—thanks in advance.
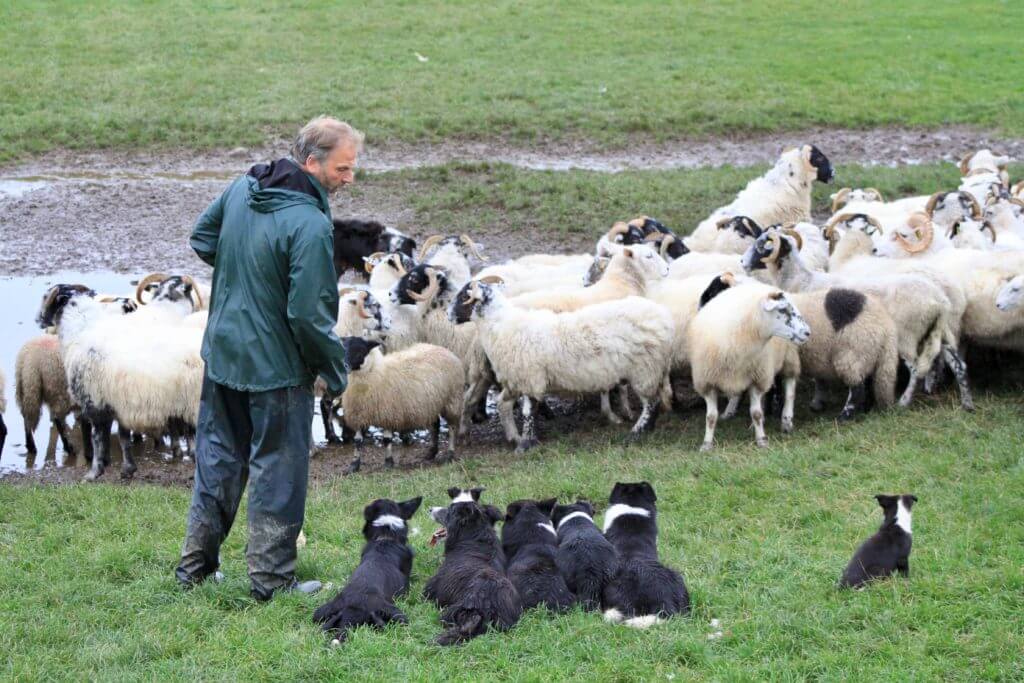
[501,498,576,612]
[550,499,618,611]
[840,493,916,589]
[312,496,422,644]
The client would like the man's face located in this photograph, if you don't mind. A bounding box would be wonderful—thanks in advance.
[304,142,358,194]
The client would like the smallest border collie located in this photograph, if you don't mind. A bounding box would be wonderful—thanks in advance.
[601,482,690,628]
[550,499,619,612]
[312,496,422,644]
[424,487,523,646]
[501,498,576,612]
[840,493,917,589]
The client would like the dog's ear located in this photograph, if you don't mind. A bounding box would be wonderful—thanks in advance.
[875,494,897,509]
[398,496,423,520]
[504,502,522,522]
[537,498,558,518]
[446,487,462,500]
[639,481,657,503]
[904,494,918,508]
[576,499,595,516]
[483,505,503,526]
[363,501,379,522]
[470,486,486,502]
[610,482,625,500]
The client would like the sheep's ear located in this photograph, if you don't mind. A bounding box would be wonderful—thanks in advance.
[762,293,786,312]
[623,248,634,258]
[398,496,423,520]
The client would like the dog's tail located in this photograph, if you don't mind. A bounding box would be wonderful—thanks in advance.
[435,608,486,646]
[435,569,522,646]
[314,594,407,643]
[603,608,666,629]
[574,575,606,612]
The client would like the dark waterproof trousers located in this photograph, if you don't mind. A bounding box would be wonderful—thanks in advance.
[176,374,314,600]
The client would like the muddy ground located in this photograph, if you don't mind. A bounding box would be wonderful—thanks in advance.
[2,126,1023,277]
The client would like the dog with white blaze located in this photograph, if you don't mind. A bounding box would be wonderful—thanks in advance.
[840,494,917,589]
[551,500,619,612]
[601,482,689,629]
[501,498,576,612]
[313,497,422,643]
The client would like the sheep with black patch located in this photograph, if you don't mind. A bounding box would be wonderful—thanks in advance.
[331,219,416,279]
[338,337,464,474]
[449,280,674,451]
[364,251,416,291]
[595,221,647,258]
[687,282,808,450]
[418,234,487,285]
[15,334,80,458]
[686,145,834,252]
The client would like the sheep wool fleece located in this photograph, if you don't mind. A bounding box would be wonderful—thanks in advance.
[176,375,313,600]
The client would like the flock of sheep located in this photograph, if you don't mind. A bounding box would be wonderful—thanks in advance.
[3,144,1024,479]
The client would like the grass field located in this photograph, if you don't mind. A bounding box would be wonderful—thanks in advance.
[2,1,1024,159]
[3,390,1023,680]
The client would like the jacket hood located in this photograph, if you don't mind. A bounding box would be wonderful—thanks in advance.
[245,158,330,215]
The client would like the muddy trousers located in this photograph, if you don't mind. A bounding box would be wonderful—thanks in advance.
[176,375,314,600]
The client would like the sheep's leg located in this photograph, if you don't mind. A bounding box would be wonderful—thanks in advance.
[515,396,539,454]
[923,356,943,394]
[617,383,634,420]
[600,392,623,425]
[79,418,93,464]
[118,426,137,479]
[83,419,110,481]
[839,383,866,421]
[131,431,144,446]
[628,398,658,439]
[897,358,919,407]
[496,389,520,444]
[941,344,974,412]
[0,415,6,459]
[721,395,741,420]
[749,387,768,448]
[700,390,718,452]
[426,418,441,460]
[24,419,37,455]
[321,396,341,444]
[781,377,796,434]
[461,378,491,436]
[383,431,397,469]
[809,380,826,412]
[345,431,364,474]
[53,417,76,458]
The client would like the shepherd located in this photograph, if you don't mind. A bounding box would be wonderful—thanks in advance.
[175,116,360,601]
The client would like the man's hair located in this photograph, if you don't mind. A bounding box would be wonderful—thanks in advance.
[291,116,364,165]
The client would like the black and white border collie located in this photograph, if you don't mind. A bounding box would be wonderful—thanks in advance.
[601,482,690,628]
[424,488,523,646]
[551,499,619,611]
[331,219,416,279]
[312,496,423,644]
[501,498,575,612]
[840,494,917,589]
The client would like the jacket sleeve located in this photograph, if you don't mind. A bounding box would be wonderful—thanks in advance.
[190,186,228,266]
[287,218,347,394]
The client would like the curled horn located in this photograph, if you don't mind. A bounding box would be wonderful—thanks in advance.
[135,272,169,304]
[761,232,784,265]
[779,225,803,251]
[628,215,649,228]
[1008,197,1024,209]
[715,216,734,230]
[958,151,975,176]
[1011,180,1024,198]
[923,191,945,217]
[865,188,884,202]
[459,234,489,261]
[364,252,387,273]
[180,275,204,311]
[337,286,359,298]
[391,254,409,276]
[830,187,851,213]
[607,221,630,240]
[965,193,984,220]
[355,291,373,319]
[822,223,840,255]
[407,267,439,303]
[982,221,997,244]
[476,275,505,285]
[659,234,677,259]
[417,234,445,261]
[895,213,934,254]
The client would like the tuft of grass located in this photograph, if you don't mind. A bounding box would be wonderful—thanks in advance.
[2,393,1023,680]
[2,1,1024,160]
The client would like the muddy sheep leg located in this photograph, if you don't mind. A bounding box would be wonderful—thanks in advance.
[600,392,623,425]
[321,396,341,444]
[897,358,919,408]
[383,431,397,469]
[53,417,76,458]
[749,387,768,448]
[721,395,741,420]
[345,431,364,475]
[496,388,520,445]
[700,389,718,452]
[628,397,658,441]
[83,417,111,481]
[23,417,37,455]
[838,383,866,421]
[118,425,137,479]
[781,377,797,433]
[515,396,540,454]
[941,344,974,412]
[0,414,6,456]
[809,380,827,412]
[79,417,94,463]
[616,382,634,420]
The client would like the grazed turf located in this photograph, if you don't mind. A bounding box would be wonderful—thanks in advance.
[2,1,1023,160]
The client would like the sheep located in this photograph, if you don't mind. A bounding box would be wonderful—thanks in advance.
[828,195,930,235]
[390,264,496,433]
[686,282,808,450]
[134,272,209,310]
[36,284,204,481]
[626,215,689,260]
[830,187,885,213]
[748,230,973,410]
[338,338,464,474]
[983,196,1024,240]
[0,369,6,455]
[958,149,1012,194]
[768,221,829,272]
[595,221,647,257]
[923,191,984,233]
[872,212,950,259]
[476,255,593,297]
[448,280,674,452]
[331,219,416,279]
[946,218,1000,251]
[15,334,79,457]
[418,234,488,285]
[364,251,416,291]
[686,145,834,252]
[1012,181,1024,200]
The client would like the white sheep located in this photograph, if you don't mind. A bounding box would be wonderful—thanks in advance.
[686,145,834,252]
[449,281,674,452]
[338,338,464,474]
[37,285,204,481]
[418,234,487,285]
[687,282,809,450]
[957,149,1011,205]
[829,187,886,214]
[476,255,593,297]
[364,251,416,291]
[15,334,78,458]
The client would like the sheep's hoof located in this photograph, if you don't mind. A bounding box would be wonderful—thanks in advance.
[720,409,737,421]
[383,456,396,469]
[604,413,624,426]
[838,410,856,422]
[755,438,769,448]
[434,451,455,465]
[325,434,342,445]
[624,430,648,445]
[83,469,103,482]
[699,442,714,453]
[344,460,361,475]
[781,419,794,433]
[514,438,539,454]
[961,400,976,413]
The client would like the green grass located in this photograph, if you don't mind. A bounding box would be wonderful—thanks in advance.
[2,392,1023,680]
[2,1,1024,160]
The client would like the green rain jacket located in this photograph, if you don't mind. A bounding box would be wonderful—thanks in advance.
[190,158,347,395]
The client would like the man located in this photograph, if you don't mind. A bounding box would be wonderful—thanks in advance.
[175,116,359,601]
